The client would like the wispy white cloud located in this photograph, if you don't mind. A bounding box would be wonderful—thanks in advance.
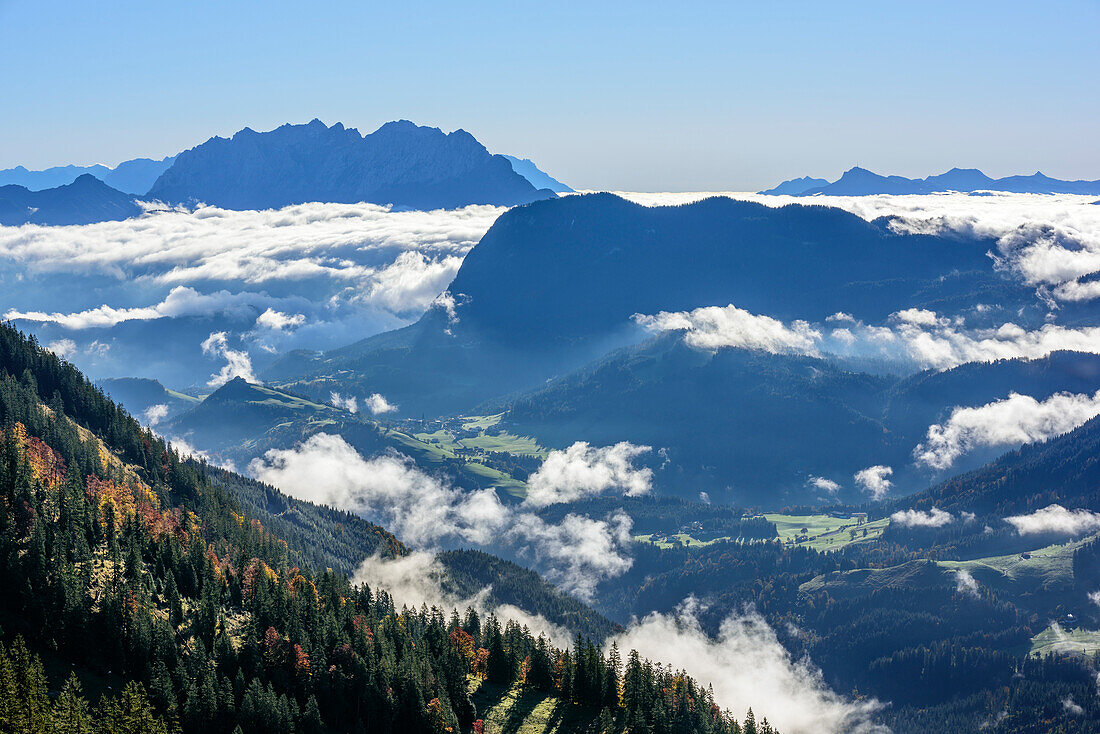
[954,569,980,598]
[247,433,639,599]
[637,303,1100,371]
[365,393,397,415]
[201,331,259,387]
[143,403,169,426]
[891,507,953,527]
[914,391,1100,470]
[854,465,893,500]
[329,392,358,413]
[808,476,841,494]
[47,338,77,358]
[635,305,820,354]
[523,441,653,508]
[361,250,466,315]
[351,551,572,649]
[255,308,305,331]
[1005,504,1100,536]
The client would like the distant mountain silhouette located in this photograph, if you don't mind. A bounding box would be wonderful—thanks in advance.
[761,166,1100,196]
[147,119,556,210]
[0,156,176,195]
[502,155,573,192]
[758,176,829,195]
[0,174,143,225]
[266,193,1032,416]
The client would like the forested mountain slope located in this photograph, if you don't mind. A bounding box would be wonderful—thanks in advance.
[0,321,768,734]
[497,336,1100,503]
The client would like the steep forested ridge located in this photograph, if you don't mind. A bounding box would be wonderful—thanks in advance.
[0,322,773,734]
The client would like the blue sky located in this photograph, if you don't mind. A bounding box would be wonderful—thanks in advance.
[1,0,1097,190]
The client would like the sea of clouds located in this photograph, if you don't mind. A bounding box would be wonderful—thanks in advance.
[0,201,502,385]
[1,191,1098,390]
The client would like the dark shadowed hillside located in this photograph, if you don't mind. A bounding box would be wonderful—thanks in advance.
[268,193,1029,416]
[497,343,1100,504]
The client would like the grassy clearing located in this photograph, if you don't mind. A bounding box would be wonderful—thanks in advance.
[1029,625,1100,657]
[245,384,339,413]
[633,532,721,549]
[799,559,947,597]
[937,533,1096,587]
[461,432,545,457]
[414,428,546,458]
[165,388,201,404]
[469,679,593,734]
[413,429,461,451]
[462,414,505,431]
[765,513,889,552]
[384,428,528,497]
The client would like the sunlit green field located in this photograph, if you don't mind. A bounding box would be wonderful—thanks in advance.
[936,536,1088,587]
[412,427,546,457]
[1029,625,1100,657]
[382,427,529,497]
[633,532,724,549]
[765,513,889,551]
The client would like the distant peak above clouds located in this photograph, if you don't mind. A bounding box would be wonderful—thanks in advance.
[761,166,1100,196]
[0,119,568,219]
[0,174,142,226]
[0,156,177,195]
[146,118,557,211]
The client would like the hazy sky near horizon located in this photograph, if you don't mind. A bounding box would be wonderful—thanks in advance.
[1,0,1097,191]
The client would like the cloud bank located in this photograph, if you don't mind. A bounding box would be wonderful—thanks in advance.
[914,390,1100,470]
[611,600,886,734]
[0,202,503,382]
[637,303,1100,372]
[248,433,651,599]
[352,551,571,649]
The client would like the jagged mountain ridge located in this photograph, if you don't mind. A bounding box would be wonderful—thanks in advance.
[761,166,1100,196]
[147,119,557,210]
